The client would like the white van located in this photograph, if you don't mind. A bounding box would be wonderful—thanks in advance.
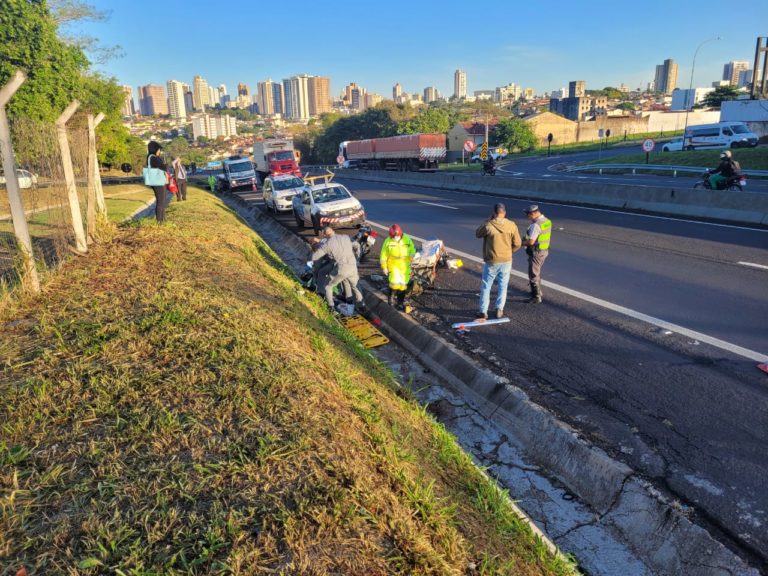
[683,122,758,150]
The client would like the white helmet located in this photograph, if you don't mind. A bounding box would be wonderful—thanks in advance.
[720,150,732,159]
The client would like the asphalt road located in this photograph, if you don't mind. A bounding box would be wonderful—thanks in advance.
[234,180,768,566]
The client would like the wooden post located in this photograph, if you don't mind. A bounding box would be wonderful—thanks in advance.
[93,112,106,214]
[55,100,87,254]
[0,71,40,292]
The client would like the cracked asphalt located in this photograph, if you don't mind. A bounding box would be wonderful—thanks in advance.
[231,179,768,569]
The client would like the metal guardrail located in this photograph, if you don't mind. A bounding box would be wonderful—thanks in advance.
[566,164,768,177]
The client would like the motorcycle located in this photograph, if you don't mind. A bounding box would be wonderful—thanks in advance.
[693,171,746,191]
[351,224,378,262]
[482,161,497,176]
[409,238,463,296]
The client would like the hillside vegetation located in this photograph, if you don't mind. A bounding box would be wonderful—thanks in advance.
[0,188,577,575]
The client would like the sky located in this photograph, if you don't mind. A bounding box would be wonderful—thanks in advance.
[73,0,768,99]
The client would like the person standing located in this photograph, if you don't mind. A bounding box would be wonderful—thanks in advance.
[379,224,416,310]
[207,173,217,193]
[523,204,552,304]
[146,141,167,223]
[311,227,365,312]
[172,157,188,201]
[475,203,521,320]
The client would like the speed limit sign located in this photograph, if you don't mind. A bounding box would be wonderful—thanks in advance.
[642,138,655,153]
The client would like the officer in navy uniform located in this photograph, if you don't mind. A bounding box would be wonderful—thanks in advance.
[522,205,552,304]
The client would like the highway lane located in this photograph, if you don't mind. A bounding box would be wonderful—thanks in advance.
[339,178,768,356]
[241,181,768,562]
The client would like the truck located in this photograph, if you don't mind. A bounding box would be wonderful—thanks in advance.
[338,133,446,172]
[218,156,257,192]
[253,138,301,181]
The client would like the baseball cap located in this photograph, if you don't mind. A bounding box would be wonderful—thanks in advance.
[524,204,540,214]
[493,202,506,214]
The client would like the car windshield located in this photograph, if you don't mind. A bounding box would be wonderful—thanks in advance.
[731,124,749,134]
[313,186,351,203]
[274,177,304,191]
[270,151,294,161]
[228,162,253,173]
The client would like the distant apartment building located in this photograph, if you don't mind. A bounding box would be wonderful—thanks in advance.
[351,84,366,110]
[550,88,566,99]
[208,86,218,109]
[121,85,135,117]
[191,114,237,141]
[723,61,750,86]
[138,84,168,116]
[393,83,402,100]
[495,83,521,104]
[737,68,753,88]
[653,59,678,94]
[192,75,210,111]
[365,93,383,108]
[282,75,311,120]
[183,85,194,114]
[308,76,331,116]
[454,69,467,99]
[568,80,585,98]
[671,87,714,111]
[423,86,438,103]
[257,79,285,116]
[167,80,187,120]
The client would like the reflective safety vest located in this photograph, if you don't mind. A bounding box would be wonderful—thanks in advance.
[536,217,551,250]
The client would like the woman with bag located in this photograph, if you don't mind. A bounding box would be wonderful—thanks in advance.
[144,141,168,222]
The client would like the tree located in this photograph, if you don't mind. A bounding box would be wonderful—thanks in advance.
[165,137,191,162]
[197,136,209,145]
[494,118,537,153]
[616,102,635,111]
[397,107,451,135]
[700,86,742,108]
[48,0,121,64]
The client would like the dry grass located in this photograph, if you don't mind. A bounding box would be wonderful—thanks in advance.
[0,187,579,575]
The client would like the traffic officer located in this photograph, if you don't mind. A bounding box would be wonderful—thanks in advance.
[380,224,416,310]
[522,205,551,304]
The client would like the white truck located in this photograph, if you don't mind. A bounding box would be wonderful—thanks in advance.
[253,138,301,181]
[217,156,257,192]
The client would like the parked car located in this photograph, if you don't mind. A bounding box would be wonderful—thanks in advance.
[263,174,306,212]
[470,147,508,163]
[292,181,365,235]
[661,138,684,152]
[0,168,38,189]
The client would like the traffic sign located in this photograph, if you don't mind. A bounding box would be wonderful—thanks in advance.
[480,141,488,161]
[463,139,476,153]
[336,155,345,164]
[642,138,656,153]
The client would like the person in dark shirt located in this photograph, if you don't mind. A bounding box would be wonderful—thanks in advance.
[146,141,168,222]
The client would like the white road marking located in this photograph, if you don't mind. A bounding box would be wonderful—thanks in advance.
[738,261,768,271]
[367,220,767,362]
[418,201,458,210]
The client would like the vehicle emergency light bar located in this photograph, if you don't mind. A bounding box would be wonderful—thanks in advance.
[303,170,335,185]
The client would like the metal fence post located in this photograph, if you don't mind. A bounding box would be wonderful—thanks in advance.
[92,112,106,214]
[0,70,40,293]
[56,100,88,253]
[86,113,97,242]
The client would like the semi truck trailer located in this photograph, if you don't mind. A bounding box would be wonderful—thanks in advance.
[339,133,446,172]
[253,138,301,181]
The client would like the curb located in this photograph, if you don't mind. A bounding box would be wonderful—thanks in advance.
[220,190,760,575]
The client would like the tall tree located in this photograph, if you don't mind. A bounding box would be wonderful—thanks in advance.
[397,108,451,135]
[494,118,537,152]
[700,86,743,108]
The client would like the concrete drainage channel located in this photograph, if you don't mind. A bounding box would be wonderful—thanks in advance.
[209,191,759,576]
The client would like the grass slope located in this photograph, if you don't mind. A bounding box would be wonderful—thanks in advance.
[0,188,578,575]
[587,146,768,171]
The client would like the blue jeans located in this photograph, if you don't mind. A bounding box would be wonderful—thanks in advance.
[479,261,512,314]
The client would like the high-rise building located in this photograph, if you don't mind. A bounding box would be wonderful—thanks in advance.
[568,80,585,98]
[138,84,168,116]
[454,69,467,99]
[208,86,218,109]
[737,68,753,88]
[192,75,210,111]
[237,83,250,97]
[121,86,135,117]
[308,76,331,116]
[183,84,194,115]
[191,114,237,141]
[393,83,402,100]
[723,61,750,86]
[257,80,276,115]
[343,82,359,106]
[282,75,311,120]
[217,84,228,106]
[365,93,383,109]
[350,84,366,110]
[653,59,678,94]
[423,86,438,103]
[167,80,187,120]
[496,83,521,103]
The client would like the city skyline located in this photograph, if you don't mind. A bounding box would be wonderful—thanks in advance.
[75,0,767,103]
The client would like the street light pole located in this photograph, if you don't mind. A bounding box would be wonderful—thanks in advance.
[682,36,720,150]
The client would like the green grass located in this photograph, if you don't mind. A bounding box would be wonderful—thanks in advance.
[438,163,482,172]
[516,130,685,158]
[0,187,579,575]
[586,146,768,172]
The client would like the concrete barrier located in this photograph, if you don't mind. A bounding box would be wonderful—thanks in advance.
[338,169,768,226]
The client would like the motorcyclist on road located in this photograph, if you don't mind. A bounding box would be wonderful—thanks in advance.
[482,156,496,175]
[708,150,741,190]
[380,224,416,310]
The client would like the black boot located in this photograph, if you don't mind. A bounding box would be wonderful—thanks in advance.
[527,283,542,304]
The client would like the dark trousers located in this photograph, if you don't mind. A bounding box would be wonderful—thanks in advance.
[152,186,167,222]
[176,179,187,201]
[527,250,549,285]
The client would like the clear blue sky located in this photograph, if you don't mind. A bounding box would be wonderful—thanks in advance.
[75,0,768,98]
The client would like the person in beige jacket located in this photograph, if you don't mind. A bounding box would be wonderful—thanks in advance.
[475,203,522,320]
